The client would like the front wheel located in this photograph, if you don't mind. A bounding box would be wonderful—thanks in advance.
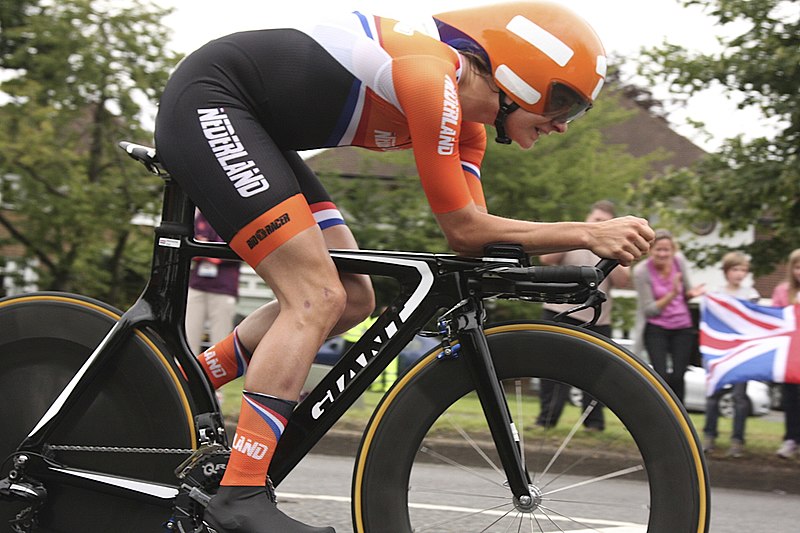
[353,322,709,532]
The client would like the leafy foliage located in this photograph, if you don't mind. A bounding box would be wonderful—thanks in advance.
[0,0,181,305]
[635,0,799,274]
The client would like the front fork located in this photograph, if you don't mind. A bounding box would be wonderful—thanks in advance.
[451,299,534,507]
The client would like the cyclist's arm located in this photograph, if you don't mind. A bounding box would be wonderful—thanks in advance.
[539,251,566,266]
[391,57,652,264]
[435,206,652,266]
[458,122,487,210]
[393,56,479,214]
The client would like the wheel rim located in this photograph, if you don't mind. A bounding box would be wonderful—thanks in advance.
[354,323,708,533]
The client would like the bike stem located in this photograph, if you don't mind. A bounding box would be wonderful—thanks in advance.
[456,298,532,500]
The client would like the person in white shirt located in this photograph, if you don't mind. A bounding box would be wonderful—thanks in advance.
[703,251,759,458]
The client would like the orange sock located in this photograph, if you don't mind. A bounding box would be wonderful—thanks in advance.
[221,391,295,486]
[196,328,252,389]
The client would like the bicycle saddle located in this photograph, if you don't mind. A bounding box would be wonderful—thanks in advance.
[119,140,166,176]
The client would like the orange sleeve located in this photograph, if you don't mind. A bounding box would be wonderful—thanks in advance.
[391,56,477,214]
[459,122,487,210]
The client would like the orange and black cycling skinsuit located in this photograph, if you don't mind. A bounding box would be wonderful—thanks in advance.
[155,12,487,268]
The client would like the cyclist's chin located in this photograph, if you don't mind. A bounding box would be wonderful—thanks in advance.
[515,137,538,150]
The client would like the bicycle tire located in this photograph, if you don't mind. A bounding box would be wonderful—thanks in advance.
[0,293,196,533]
[353,322,709,533]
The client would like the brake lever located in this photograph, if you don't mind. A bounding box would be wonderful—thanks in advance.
[552,289,607,326]
[551,257,617,326]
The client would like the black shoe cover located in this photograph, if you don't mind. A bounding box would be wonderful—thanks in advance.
[204,485,335,533]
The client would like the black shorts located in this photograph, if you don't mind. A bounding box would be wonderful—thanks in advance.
[154,29,355,267]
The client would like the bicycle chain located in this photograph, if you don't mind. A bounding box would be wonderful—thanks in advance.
[46,444,195,454]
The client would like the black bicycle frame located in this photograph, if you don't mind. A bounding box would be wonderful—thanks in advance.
[11,168,541,505]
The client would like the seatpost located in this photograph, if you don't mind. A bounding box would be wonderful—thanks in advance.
[138,176,196,327]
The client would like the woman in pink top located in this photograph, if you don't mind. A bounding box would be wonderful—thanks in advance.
[633,230,706,403]
[772,248,800,459]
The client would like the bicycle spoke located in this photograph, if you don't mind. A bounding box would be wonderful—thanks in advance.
[445,416,506,478]
[409,486,509,500]
[411,501,515,532]
[542,464,645,496]
[533,507,566,533]
[419,446,507,488]
[537,419,634,492]
[537,504,602,533]
[476,507,517,532]
[514,380,526,473]
[536,400,596,482]
[542,496,649,509]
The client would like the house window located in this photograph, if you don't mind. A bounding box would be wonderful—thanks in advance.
[1,259,38,296]
[1,173,21,209]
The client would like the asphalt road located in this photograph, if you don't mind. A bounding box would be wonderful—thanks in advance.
[276,453,799,533]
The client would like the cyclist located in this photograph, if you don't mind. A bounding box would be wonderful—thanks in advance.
[154,2,654,532]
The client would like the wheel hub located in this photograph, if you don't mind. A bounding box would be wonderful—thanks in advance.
[514,484,543,512]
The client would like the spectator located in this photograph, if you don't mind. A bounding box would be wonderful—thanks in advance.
[703,252,760,457]
[771,248,800,459]
[185,210,241,356]
[536,200,630,431]
[633,230,706,404]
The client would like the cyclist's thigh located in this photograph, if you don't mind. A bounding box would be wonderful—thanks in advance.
[283,149,351,239]
[286,149,373,307]
[156,96,316,268]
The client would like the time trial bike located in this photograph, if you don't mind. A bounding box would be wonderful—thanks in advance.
[0,141,709,532]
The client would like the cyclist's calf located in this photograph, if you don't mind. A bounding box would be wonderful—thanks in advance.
[331,272,375,337]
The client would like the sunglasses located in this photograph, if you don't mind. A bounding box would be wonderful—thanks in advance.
[543,82,592,124]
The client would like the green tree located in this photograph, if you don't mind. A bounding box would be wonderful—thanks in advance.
[0,0,181,306]
[634,0,799,274]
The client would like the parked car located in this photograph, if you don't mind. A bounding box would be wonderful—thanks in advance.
[568,337,772,418]
[683,365,771,417]
[313,334,441,370]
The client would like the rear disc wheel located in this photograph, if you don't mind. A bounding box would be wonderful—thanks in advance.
[0,293,196,533]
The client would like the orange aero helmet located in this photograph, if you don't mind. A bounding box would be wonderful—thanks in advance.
[434,1,607,140]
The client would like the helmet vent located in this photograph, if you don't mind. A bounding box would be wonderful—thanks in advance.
[506,15,574,67]
[495,65,542,105]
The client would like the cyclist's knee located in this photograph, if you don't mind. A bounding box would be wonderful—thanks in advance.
[291,278,348,332]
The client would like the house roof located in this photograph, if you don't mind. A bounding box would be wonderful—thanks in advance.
[602,96,706,173]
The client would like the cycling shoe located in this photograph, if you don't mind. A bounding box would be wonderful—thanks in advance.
[203,485,335,533]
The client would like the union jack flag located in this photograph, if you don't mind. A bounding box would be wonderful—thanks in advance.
[700,293,800,396]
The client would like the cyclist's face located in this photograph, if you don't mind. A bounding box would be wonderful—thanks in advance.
[505,109,568,149]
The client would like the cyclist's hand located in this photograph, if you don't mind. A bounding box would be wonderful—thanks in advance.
[588,216,653,266]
